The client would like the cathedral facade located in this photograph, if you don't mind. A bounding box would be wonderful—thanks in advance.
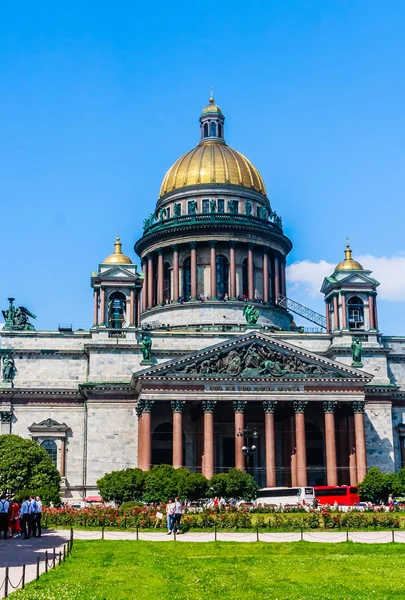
[1,97,405,500]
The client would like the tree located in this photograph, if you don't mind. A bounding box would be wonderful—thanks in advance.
[0,435,60,501]
[181,473,209,501]
[143,465,180,503]
[209,469,259,501]
[97,468,145,504]
[358,467,393,502]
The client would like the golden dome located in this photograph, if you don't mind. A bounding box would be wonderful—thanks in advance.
[103,237,132,264]
[334,241,363,272]
[159,140,267,197]
[201,96,223,115]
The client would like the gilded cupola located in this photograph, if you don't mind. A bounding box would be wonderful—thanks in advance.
[103,237,133,265]
[334,241,364,272]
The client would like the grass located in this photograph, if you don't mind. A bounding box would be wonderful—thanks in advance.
[13,541,405,600]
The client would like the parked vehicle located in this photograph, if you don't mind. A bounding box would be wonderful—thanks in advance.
[314,485,360,506]
[255,486,315,507]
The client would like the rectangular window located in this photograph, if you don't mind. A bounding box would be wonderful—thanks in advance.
[218,199,225,213]
[202,199,210,213]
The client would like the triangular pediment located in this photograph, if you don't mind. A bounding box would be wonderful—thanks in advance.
[133,331,371,382]
[98,266,137,280]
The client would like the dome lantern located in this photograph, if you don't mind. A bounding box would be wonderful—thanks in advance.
[199,92,225,142]
[103,237,133,265]
[334,240,364,272]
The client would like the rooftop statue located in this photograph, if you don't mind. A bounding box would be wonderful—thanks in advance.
[141,336,153,361]
[2,352,16,384]
[143,213,157,232]
[2,298,36,331]
[243,304,259,325]
[351,337,363,367]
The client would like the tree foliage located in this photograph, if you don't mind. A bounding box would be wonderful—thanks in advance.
[359,467,405,502]
[0,434,60,501]
[209,469,259,500]
[97,468,145,504]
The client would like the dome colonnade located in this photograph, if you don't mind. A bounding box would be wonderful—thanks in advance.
[135,97,292,329]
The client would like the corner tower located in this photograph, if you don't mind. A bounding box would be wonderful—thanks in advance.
[135,97,293,329]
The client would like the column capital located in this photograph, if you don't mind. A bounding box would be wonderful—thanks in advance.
[248,243,254,251]
[293,401,308,414]
[136,400,155,419]
[171,400,185,413]
[229,241,236,249]
[323,401,338,413]
[202,400,217,413]
[352,401,366,414]
[263,400,277,413]
[172,244,178,252]
[157,248,163,256]
[209,240,217,249]
[190,241,197,250]
[233,400,247,413]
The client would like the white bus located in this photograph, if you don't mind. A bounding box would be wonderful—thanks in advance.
[255,487,315,507]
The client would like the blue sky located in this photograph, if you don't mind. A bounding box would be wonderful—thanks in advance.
[1,1,405,333]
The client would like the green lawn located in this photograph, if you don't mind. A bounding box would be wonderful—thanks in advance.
[13,541,405,600]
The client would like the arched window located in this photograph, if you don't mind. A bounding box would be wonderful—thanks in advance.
[218,123,222,138]
[108,291,126,329]
[164,262,171,303]
[242,258,248,298]
[216,255,229,298]
[203,123,208,137]
[183,257,191,301]
[41,439,57,466]
[210,122,216,137]
[347,296,364,330]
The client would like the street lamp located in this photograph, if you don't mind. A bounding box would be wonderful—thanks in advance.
[237,426,260,470]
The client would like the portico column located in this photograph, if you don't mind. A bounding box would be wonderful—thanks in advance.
[99,287,106,326]
[353,401,367,482]
[142,260,148,312]
[323,402,338,486]
[129,289,135,326]
[229,242,236,299]
[202,400,216,479]
[274,254,280,302]
[368,294,375,329]
[173,245,179,302]
[157,249,164,305]
[190,242,197,300]
[171,400,185,469]
[263,401,277,487]
[60,438,66,477]
[210,241,217,299]
[147,254,154,309]
[262,253,269,304]
[93,289,99,326]
[294,401,308,487]
[137,400,154,471]
[233,400,247,470]
[325,302,331,334]
[248,245,254,300]
[333,294,339,330]
[341,293,347,329]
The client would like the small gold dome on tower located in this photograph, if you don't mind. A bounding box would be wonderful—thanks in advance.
[334,240,363,272]
[201,95,223,115]
[103,237,132,264]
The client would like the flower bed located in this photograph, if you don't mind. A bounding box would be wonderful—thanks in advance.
[43,506,401,531]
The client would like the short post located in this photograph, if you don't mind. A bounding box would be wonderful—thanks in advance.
[53,547,56,568]
[256,524,259,542]
[136,524,139,540]
[36,556,40,580]
[301,526,303,541]
[63,545,66,561]
[214,523,217,541]
[22,564,26,589]
[124,516,127,530]
[102,526,105,540]
[346,529,349,542]
[45,551,48,573]
[174,529,177,541]
[4,566,9,598]
[70,527,74,548]
[59,551,62,565]
[392,529,395,543]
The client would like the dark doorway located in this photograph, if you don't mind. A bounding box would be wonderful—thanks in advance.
[152,422,172,466]
[306,423,326,485]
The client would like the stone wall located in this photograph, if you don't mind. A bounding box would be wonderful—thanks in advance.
[365,402,395,473]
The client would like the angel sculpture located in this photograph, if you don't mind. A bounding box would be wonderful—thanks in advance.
[2,298,36,331]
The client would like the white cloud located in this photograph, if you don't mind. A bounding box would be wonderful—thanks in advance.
[286,254,405,302]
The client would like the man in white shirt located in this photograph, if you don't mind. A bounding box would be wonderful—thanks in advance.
[20,495,31,539]
[0,494,10,540]
[35,496,43,537]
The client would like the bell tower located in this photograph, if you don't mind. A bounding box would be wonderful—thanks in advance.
[321,241,380,334]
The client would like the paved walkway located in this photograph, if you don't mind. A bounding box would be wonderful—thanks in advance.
[1,529,405,596]
[0,531,70,598]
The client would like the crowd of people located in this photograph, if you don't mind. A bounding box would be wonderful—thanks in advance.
[0,494,42,540]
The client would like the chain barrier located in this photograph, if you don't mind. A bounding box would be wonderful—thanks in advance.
[349,532,393,543]
[72,530,102,539]
[259,532,301,540]
[303,532,347,542]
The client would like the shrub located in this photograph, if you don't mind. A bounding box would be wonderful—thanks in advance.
[97,468,145,505]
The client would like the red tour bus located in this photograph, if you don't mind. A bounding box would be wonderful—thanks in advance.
[313,486,360,506]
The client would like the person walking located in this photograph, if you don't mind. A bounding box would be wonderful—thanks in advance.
[29,495,38,537]
[0,494,10,540]
[20,496,31,539]
[9,499,21,538]
[35,496,42,537]
[166,498,175,534]
[172,497,183,534]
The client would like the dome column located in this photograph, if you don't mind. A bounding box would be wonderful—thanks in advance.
[333,294,339,330]
[368,294,375,329]
[93,289,99,326]
[229,242,236,300]
[274,254,280,302]
[325,301,331,334]
[157,249,164,306]
[142,260,148,312]
[248,244,254,300]
[280,258,286,297]
[136,291,141,326]
[129,289,135,326]
[147,254,154,309]
[210,241,217,299]
[99,287,106,326]
[262,252,269,304]
[341,292,348,329]
[190,242,197,301]
[173,245,179,303]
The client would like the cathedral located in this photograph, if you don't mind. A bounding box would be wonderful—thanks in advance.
[1,97,404,501]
